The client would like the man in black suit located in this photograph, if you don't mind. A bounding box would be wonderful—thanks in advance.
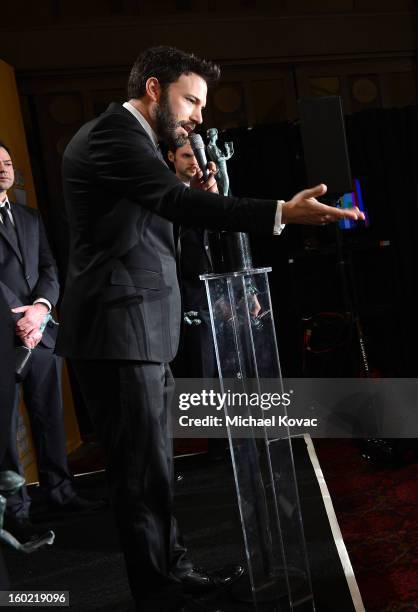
[168,141,231,466]
[58,46,363,611]
[168,141,217,381]
[0,142,100,544]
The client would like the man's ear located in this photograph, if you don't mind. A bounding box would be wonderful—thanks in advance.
[145,77,161,103]
[167,151,175,164]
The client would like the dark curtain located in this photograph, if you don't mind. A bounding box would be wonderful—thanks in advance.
[346,107,418,376]
[223,106,418,376]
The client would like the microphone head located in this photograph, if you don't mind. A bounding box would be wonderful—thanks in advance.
[189,133,205,150]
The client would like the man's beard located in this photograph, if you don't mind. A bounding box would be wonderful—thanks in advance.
[154,92,192,148]
[178,168,196,183]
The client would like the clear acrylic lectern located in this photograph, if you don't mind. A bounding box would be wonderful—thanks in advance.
[201,267,315,612]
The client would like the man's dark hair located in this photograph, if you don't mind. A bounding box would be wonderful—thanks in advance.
[167,139,188,154]
[0,141,11,155]
[127,46,220,99]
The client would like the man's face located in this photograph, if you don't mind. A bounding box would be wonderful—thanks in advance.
[154,73,207,147]
[0,147,14,196]
[169,142,199,183]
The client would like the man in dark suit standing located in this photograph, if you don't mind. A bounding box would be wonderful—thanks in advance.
[58,46,363,611]
[168,141,230,466]
[0,142,100,545]
[168,141,217,381]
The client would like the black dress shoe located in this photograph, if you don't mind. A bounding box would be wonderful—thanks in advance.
[181,564,245,594]
[2,516,54,545]
[0,471,25,497]
[48,495,106,514]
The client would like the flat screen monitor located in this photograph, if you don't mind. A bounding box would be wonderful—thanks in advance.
[339,178,369,230]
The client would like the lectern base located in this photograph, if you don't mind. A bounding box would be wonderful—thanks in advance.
[231,569,311,606]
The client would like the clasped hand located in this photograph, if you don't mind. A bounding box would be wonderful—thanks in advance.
[12,303,49,349]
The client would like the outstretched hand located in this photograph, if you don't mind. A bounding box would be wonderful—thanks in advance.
[281,184,365,225]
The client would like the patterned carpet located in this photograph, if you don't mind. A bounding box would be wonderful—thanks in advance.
[314,439,418,612]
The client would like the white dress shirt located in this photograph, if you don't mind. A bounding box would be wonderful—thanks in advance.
[0,195,14,226]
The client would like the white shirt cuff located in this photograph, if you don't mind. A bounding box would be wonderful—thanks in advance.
[33,298,52,312]
[273,200,286,235]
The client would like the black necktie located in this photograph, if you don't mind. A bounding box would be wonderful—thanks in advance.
[1,207,20,253]
[1,207,14,233]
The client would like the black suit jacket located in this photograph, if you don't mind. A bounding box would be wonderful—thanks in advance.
[180,228,212,313]
[0,203,59,349]
[57,103,277,361]
[171,227,219,379]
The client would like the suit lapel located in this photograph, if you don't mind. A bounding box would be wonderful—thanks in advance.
[9,204,27,266]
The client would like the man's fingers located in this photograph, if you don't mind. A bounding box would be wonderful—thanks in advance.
[318,203,365,221]
[191,167,218,192]
[11,305,30,314]
[202,176,217,191]
[199,171,217,192]
[17,330,31,341]
[305,201,364,225]
[31,331,43,346]
[347,206,365,220]
[207,161,217,174]
[301,183,327,200]
[16,319,31,329]
[16,321,36,333]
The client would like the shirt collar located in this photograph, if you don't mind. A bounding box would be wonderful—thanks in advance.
[122,101,159,149]
[0,195,10,210]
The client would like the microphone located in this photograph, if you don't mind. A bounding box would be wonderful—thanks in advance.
[189,133,210,182]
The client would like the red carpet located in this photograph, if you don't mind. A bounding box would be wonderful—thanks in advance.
[314,439,418,612]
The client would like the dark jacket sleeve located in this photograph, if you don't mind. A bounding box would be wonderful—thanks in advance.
[31,213,60,308]
[0,280,24,325]
[86,113,277,236]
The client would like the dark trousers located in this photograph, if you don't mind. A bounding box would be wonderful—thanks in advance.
[2,345,75,517]
[72,360,192,604]
[173,310,217,379]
